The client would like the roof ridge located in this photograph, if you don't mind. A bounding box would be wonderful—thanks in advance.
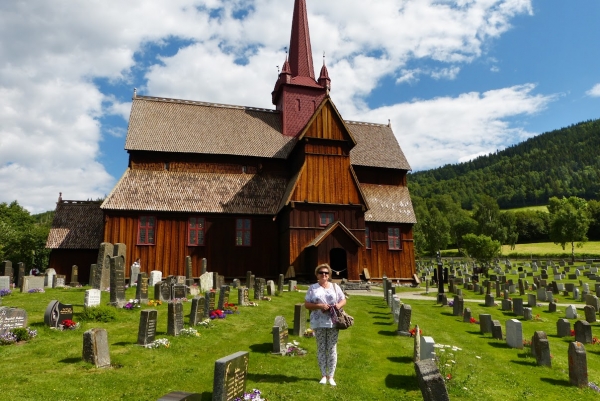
[344,120,389,127]
[136,95,279,114]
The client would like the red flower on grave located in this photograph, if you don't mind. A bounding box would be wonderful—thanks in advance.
[446,374,452,381]
[570,329,575,337]
[408,326,422,337]
[62,319,77,329]
[593,337,600,345]
[469,317,478,324]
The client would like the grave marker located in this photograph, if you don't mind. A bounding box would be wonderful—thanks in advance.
[238,287,249,306]
[109,255,126,307]
[568,342,588,388]
[217,285,230,310]
[82,328,111,368]
[397,304,412,336]
[84,289,102,308]
[532,331,551,367]
[292,304,306,336]
[70,265,79,286]
[167,302,184,336]
[190,297,206,325]
[212,351,249,401]
[479,314,492,334]
[43,300,73,328]
[137,309,158,346]
[584,305,596,323]
[557,319,571,337]
[414,359,450,401]
[272,316,289,354]
[136,274,149,303]
[0,307,27,335]
[92,243,113,291]
[420,336,435,360]
[574,320,592,344]
[506,319,523,349]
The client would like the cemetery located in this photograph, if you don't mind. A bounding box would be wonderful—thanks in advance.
[1,256,600,400]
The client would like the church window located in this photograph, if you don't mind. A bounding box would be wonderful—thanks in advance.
[188,217,205,246]
[138,216,156,245]
[388,227,401,250]
[236,219,252,246]
[365,226,371,249]
[319,212,335,226]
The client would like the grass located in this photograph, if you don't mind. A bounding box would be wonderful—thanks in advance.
[502,205,549,213]
[1,285,600,400]
[502,242,600,256]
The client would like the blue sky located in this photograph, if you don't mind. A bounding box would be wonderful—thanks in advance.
[0,0,599,212]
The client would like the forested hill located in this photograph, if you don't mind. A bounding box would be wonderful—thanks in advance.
[408,119,600,209]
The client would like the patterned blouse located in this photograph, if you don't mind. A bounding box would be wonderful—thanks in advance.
[305,283,346,329]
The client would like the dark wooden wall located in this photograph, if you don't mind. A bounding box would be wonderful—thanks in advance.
[103,212,279,279]
[361,222,415,279]
[48,249,96,284]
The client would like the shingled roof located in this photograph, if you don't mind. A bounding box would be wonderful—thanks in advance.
[125,96,411,171]
[361,184,416,224]
[101,169,288,215]
[46,201,104,249]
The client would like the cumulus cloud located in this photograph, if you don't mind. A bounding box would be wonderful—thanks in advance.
[0,0,540,212]
[586,84,600,97]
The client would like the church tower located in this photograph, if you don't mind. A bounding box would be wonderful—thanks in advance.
[272,0,330,137]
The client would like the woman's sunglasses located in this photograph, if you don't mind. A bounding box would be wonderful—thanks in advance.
[317,271,329,275]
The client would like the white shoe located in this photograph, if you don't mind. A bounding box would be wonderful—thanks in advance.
[319,377,327,384]
[329,378,337,386]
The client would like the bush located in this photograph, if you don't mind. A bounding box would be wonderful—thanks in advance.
[11,328,31,342]
[79,305,117,322]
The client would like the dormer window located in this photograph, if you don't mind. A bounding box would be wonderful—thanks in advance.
[319,213,335,227]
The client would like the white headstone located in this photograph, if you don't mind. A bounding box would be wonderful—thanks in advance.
[420,336,435,360]
[149,271,162,287]
[21,276,46,292]
[84,289,102,308]
[0,276,10,291]
[506,319,523,349]
[199,272,213,293]
[565,305,578,320]
[44,268,57,288]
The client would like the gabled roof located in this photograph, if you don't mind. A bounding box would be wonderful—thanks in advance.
[348,122,411,170]
[125,96,410,171]
[46,201,104,249]
[305,221,364,248]
[101,169,288,215]
[297,97,357,146]
[361,184,417,224]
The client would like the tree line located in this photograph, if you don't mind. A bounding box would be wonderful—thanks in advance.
[408,119,600,209]
[412,194,600,263]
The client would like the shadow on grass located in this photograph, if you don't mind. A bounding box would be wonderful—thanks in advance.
[372,316,390,319]
[511,359,536,367]
[200,392,212,401]
[440,312,454,317]
[384,374,419,391]
[378,330,399,337]
[113,341,135,346]
[247,373,312,383]
[516,351,533,359]
[388,356,413,363]
[58,357,81,364]
[540,378,571,387]
[487,342,510,349]
[249,343,273,353]
[466,331,486,337]
[373,322,394,326]
[368,311,389,315]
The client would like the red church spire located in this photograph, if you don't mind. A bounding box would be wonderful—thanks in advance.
[272,0,330,137]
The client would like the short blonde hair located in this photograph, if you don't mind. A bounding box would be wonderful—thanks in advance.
[315,263,331,276]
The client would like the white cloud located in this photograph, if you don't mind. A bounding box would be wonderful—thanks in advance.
[0,0,540,212]
[586,83,600,97]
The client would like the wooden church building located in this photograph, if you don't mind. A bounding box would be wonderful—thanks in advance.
[47,0,416,282]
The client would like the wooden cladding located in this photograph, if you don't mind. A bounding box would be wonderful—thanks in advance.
[103,213,279,278]
[303,102,350,142]
[291,154,362,205]
[360,223,415,279]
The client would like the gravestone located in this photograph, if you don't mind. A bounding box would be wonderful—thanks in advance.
[288,280,297,292]
[565,305,577,320]
[414,359,450,401]
[1,261,13,286]
[568,342,588,388]
[82,328,111,368]
[212,351,249,401]
[149,270,162,287]
[278,274,284,294]
[397,304,412,336]
[513,298,524,316]
[185,256,193,279]
[205,291,216,316]
[0,276,10,291]
[154,281,170,302]
[536,287,546,302]
[557,319,571,337]
[201,258,207,275]
[217,285,230,310]
[420,336,435,360]
[54,275,66,288]
[452,296,463,317]
[15,262,25,289]
[92,243,113,290]
[136,274,149,303]
[506,319,523,349]
[245,271,252,289]
[266,280,275,296]
[546,291,553,303]
[21,276,45,292]
[130,263,140,286]
[272,316,289,354]
[484,294,495,307]
[172,284,187,301]
[463,308,472,323]
[109,255,126,307]
[158,392,202,401]
[293,304,306,336]
[531,331,551,367]
[190,297,206,325]
[231,279,240,289]
[137,309,158,346]
[199,272,213,293]
[502,299,512,312]
[491,320,503,340]
[585,294,600,311]
[70,265,79,286]
[254,280,265,300]
[414,325,421,362]
[479,314,492,334]
[523,308,533,321]
[584,305,596,323]
[84,289,102,308]
[0,307,27,335]
[528,294,536,307]
[574,320,592,344]
[43,300,73,328]
[238,287,249,306]
[167,302,184,336]
[548,302,557,313]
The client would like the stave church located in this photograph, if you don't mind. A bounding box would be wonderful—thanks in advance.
[46,0,416,283]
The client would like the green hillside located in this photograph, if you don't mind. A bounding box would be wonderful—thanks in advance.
[408,119,600,209]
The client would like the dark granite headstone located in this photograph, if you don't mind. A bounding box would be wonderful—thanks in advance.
[109,255,126,307]
[245,271,252,289]
[217,286,230,310]
[70,265,79,286]
[206,291,216,314]
[0,307,27,335]
[462,308,471,323]
[584,305,597,323]
[272,316,289,354]
[137,309,158,346]
[15,262,25,289]
[254,279,264,300]
[212,351,249,401]
[292,303,306,336]
[190,297,206,325]
[185,256,193,279]
[278,274,284,294]
[1,261,13,286]
[156,281,171,302]
[491,320,503,340]
[532,331,551,367]
[172,285,187,300]
[557,318,571,337]
[82,328,110,368]
[201,258,207,275]
[479,314,492,334]
[568,341,588,387]
[136,274,149,303]
[43,300,73,328]
[167,302,184,336]
[574,320,592,344]
[93,243,113,291]
[397,304,412,336]
[414,359,450,401]
[452,296,463,316]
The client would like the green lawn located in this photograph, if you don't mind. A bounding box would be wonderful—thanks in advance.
[502,205,549,213]
[1,286,599,400]
[502,241,600,256]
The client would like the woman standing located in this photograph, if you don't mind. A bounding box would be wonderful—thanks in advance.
[304,263,346,386]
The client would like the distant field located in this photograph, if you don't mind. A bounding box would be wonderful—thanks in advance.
[502,241,600,255]
[501,205,548,213]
